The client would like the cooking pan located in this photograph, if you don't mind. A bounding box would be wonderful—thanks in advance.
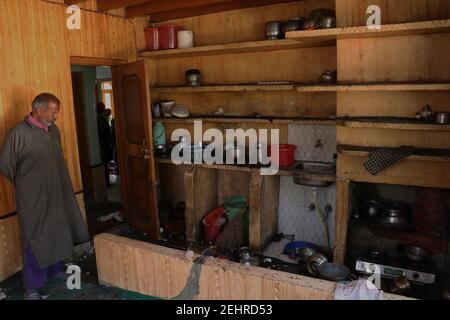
[317,263,359,282]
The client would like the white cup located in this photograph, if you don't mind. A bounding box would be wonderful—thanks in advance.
[177,30,193,49]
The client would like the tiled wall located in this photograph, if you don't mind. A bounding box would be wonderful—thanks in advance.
[277,125,337,251]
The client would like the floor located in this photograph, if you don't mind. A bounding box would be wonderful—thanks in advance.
[0,224,161,300]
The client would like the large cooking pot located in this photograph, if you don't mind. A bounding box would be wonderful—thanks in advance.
[380,203,407,229]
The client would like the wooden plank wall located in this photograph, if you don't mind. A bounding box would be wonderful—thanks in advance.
[146,0,337,152]
[334,0,450,262]
[0,0,144,281]
[336,0,450,27]
[95,233,411,300]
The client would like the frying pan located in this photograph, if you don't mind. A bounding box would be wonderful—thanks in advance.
[317,263,359,282]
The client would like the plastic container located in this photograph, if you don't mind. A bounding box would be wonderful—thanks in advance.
[224,195,247,220]
[144,27,159,51]
[177,30,194,49]
[204,206,224,225]
[158,25,182,49]
[203,217,226,244]
[224,195,249,244]
[268,144,297,167]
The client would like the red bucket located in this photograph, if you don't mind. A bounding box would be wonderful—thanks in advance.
[268,144,297,167]
[203,217,226,244]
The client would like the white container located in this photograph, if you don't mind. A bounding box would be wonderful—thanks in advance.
[177,30,193,49]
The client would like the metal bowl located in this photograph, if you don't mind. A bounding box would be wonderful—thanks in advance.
[404,246,428,262]
[318,16,336,29]
[283,18,304,33]
[317,263,352,282]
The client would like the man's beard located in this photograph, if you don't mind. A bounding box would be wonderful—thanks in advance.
[42,120,54,127]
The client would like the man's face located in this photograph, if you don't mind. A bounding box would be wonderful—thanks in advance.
[38,102,60,126]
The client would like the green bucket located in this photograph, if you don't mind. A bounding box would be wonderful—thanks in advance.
[224,195,249,245]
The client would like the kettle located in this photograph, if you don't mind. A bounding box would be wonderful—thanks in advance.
[153,122,166,147]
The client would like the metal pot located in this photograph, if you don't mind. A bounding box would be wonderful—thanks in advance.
[416,105,433,122]
[380,203,407,228]
[265,21,284,40]
[282,18,304,33]
[298,247,316,262]
[319,70,337,83]
[435,112,449,124]
[306,253,328,275]
[362,200,382,220]
[318,16,336,29]
[186,69,201,86]
[404,246,428,262]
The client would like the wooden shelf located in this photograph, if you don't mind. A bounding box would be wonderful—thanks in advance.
[156,158,336,182]
[140,38,335,59]
[295,82,450,92]
[152,117,336,126]
[339,149,450,162]
[338,121,450,132]
[151,84,295,93]
[151,82,450,93]
[287,19,450,41]
[141,20,450,60]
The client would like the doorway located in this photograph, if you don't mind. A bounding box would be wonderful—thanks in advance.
[71,65,123,236]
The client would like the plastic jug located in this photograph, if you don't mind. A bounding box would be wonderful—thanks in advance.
[153,122,166,147]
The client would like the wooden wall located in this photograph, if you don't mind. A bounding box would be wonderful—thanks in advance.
[0,0,143,281]
[333,0,450,262]
[336,0,450,27]
[146,0,336,150]
[95,233,411,300]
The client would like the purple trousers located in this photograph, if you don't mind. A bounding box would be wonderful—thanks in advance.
[23,245,63,292]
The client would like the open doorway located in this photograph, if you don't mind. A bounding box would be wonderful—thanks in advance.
[71,65,124,236]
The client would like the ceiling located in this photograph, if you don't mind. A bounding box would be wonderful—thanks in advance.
[65,0,300,21]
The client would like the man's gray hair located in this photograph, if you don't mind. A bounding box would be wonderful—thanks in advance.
[32,93,61,111]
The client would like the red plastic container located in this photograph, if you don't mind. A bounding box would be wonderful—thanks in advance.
[203,217,226,244]
[144,27,159,51]
[268,144,297,167]
[158,25,182,49]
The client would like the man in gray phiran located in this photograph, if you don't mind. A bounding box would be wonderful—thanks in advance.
[0,93,89,300]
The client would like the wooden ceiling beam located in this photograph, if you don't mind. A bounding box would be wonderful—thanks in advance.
[96,0,154,12]
[64,0,88,5]
[126,0,301,20]
[126,0,233,18]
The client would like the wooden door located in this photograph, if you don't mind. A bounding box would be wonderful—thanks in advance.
[112,60,160,239]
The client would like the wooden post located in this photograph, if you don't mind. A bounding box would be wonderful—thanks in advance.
[334,178,351,263]
[184,167,218,243]
[184,168,197,242]
[249,172,280,253]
